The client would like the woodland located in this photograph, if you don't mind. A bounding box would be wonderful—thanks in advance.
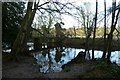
[2,0,120,79]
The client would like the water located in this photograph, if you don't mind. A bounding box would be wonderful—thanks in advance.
[88,50,120,65]
[2,42,34,53]
[32,47,120,73]
[32,47,83,73]
[2,42,120,72]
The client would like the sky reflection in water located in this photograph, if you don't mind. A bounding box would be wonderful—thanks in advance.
[33,48,120,73]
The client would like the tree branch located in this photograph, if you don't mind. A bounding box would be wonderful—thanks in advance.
[37,2,50,7]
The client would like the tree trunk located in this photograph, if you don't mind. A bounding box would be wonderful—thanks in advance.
[92,0,98,60]
[106,33,113,63]
[11,2,37,56]
[106,0,120,63]
[102,0,107,59]
[73,26,76,37]
[85,34,90,56]
[83,16,87,36]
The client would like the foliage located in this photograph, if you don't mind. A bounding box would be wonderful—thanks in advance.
[2,2,25,47]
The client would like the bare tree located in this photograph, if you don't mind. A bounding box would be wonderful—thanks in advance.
[92,0,98,60]
[76,2,95,59]
[76,2,93,37]
[102,0,107,59]
[106,0,120,63]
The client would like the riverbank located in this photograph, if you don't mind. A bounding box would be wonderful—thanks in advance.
[63,37,120,51]
[32,37,120,51]
[2,55,94,78]
[2,55,44,78]
[2,54,120,79]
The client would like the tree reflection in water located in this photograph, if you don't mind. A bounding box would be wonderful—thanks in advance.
[33,48,120,73]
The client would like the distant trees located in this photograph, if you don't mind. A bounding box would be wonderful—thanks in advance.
[76,2,94,37]
[54,22,64,37]
[32,12,54,37]
[54,22,65,48]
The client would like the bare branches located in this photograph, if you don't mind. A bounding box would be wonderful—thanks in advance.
[36,0,77,18]
[37,2,50,7]
[113,8,120,27]
[38,7,60,13]
[32,27,44,36]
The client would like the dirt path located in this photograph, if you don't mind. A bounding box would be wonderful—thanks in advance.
[43,53,96,78]
[2,56,95,78]
[43,62,95,78]
[2,56,45,78]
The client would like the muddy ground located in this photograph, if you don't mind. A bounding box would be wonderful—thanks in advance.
[2,55,95,79]
[2,54,120,79]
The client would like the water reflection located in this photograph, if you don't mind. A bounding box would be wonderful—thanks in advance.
[33,47,82,73]
[88,50,120,65]
[33,48,120,73]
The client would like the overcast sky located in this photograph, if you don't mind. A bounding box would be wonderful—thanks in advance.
[61,0,120,29]
[30,0,120,29]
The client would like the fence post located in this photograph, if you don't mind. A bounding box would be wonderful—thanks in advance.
[34,38,42,50]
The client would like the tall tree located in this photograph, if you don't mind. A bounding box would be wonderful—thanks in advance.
[106,0,120,63]
[76,3,94,58]
[11,1,38,55]
[92,0,98,60]
[102,0,107,59]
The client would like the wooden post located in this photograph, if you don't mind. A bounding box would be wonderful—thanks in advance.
[34,38,42,50]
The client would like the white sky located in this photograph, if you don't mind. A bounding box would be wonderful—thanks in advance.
[32,0,120,29]
[61,0,120,28]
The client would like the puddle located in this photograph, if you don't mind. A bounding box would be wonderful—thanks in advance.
[32,47,120,73]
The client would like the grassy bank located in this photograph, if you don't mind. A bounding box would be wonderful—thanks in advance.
[63,37,120,51]
[35,37,120,51]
